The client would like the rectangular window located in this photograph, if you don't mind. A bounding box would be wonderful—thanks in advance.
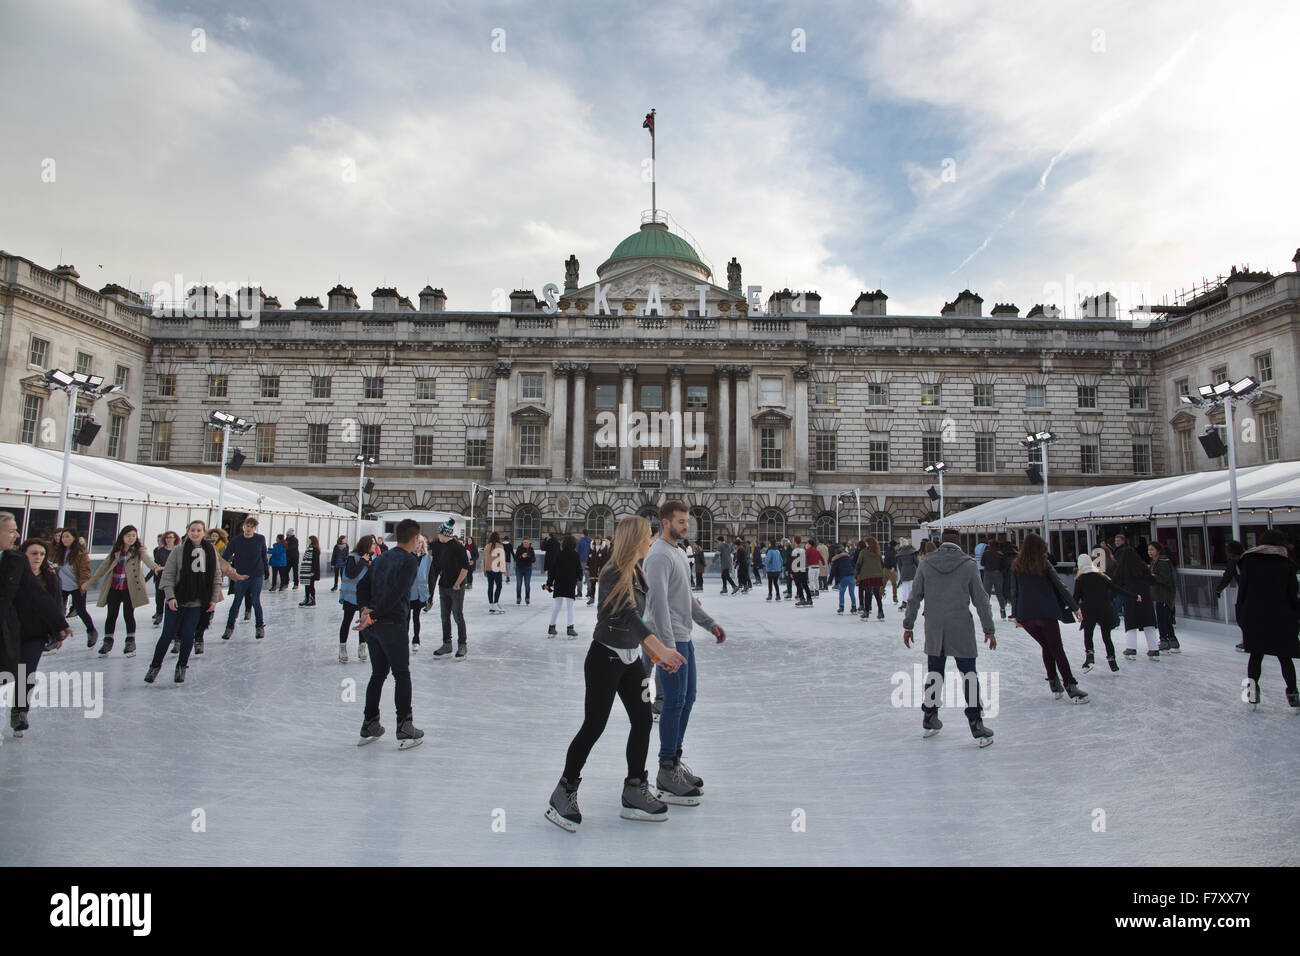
[363,376,384,399]
[311,375,332,399]
[519,423,542,466]
[1178,429,1195,473]
[308,423,329,464]
[973,383,994,408]
[1128,385,1148,410]
[75,351,93,376]
[686,385,708,409]
[1080,436,1100,475]
[920,384,942,407]
[760,427,783,469]
[814,381,836,405]
[467,379,490,402]
[640,384,663,409]
[208,374,228,398]
[416,378,437,401]
[922,433,943,468]
[1211,365,1228,385]
[520,373,544,401]
[260,375,280,399]
[465,426,488,468]
[868,435,890,472]
[1077,385,1097,409]
[256,424,276,463]
[152,421,172,462]
[1261,410,1280,462]
[360,425,381,460]
[1175,379,1190,399]
[107,415,125,459]
[867,383,889,407]
[29,336,50,368]
[21,394,43,444]
[115,365,129,388]
[413,431,436,466]
[592,442,617,471]
[1255,352,1274,384]
[1026,384,1045,408]
[203,425,224,464]
[815,432,836,471]
[156,373,177,397]
[594,385,616,409]
[976,434,996,473]
[1131,435,1152,475]
[759,377,783,405]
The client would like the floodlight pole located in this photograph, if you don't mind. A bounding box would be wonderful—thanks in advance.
[1041,446,1051,545]
[356,457,369,539]
[216,423,231,533]
[55,381,82,529]
[938,469,947,536]
[1224,396,1240,540]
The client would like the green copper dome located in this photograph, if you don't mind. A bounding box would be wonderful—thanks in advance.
[597,222,710,278]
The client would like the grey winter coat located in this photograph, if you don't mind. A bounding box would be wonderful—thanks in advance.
[902,543,996,657]
[895,544,919,583]
[716,541,734,571]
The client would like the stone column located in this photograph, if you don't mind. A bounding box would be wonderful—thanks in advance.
[551,361,570,480]
[733,364,752,483]
[570,362,588,480]
[668,364,685,481]
[793,365,810,485]
[715,364,732,481]
[619,363,636,481]
[491,361,511,483]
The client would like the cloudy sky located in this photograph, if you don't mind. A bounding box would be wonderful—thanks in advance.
[3,0,1297,316]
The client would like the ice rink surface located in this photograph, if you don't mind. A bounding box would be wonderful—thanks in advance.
[2,576,1297,866]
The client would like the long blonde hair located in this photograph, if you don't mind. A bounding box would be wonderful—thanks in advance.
[602,516,651,616]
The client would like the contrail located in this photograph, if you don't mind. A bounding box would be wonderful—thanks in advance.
[952,32,1199,274]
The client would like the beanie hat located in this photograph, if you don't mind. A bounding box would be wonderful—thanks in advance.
[439,518,457,538]
[1076,553,1096,574]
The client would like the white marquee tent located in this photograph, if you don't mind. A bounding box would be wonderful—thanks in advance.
[0,442,356,554]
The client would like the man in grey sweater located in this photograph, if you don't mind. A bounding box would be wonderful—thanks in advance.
[715,535,737,595]
[644,501,726,803]
[902,531,997,746]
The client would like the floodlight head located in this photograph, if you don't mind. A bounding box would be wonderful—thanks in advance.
[210,411,234,425]
[46,369,75,387]
[1230,376,1259,397]
[1213,382,1232,397]
[926,485,940,502]
[87,374,105,389]
[1179,395,1197,406]
[1198,385,1215,399]
[233,417,250,430]
[1022,433,1037,445]
[71,372,91,385]
[99,384,120,396]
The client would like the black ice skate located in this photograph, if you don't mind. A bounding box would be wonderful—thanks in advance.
[123,637,136,657]
[1081,652,1095,673]
[545,776,582,833]
[547,625,557,638]
[1048,676,1064,699]
[170,639,180,655]
[174,663,187,683]
[86,629,99,649]
[144,664,161,683]
[432,641,454,660]
[396,716,424,750]
[11,708,29,738]
[620,775,669,822]
[1287,689,1299,711]
[255,625,265,640]
[969,717,994,748]
[358,718,385,745]
[1122,648,1137,660]
[566,626,578,639]
[97,636,114,656]
[1065,682,1090,704]
[455,643,468,661]
[923,710,943,738]
[1108,657,1119,672]
[655,760,701,806]
[221,626,234,641]
[1146,650,1160,661]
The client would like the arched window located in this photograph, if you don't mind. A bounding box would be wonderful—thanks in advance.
[637,505,661,534]
[758,508,786,542]
[586,505,614,541]
[812,511,837,544]
[513,505,541,544]
[689,506,713,547]
[873,512,893,545]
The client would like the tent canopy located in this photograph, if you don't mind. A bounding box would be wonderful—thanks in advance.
[925,462,1300,532]
[0,442,354,519]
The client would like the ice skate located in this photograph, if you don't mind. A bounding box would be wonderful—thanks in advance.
[432,641,454,660]
[357,642,368,663]
[358,718,385,745]
[922,710,943,738]
[86,629,99,649]
[651,696,663,723]
[545,776,582,832]
[255,624,265,641]
[1246,681,1260,711]
[674,755,703,789]
[455,643,468,661]
[620,776,669,822]
[194,637,204,655]
[1108,657,1119,672]
[655,760,701,806]
[1286,689,1299,711]
[1081,652,1095,673]
[969,717,994,747]
[547,625,557,638]
[173,663,186,683]
[144,665,161,683]
[566,626,578,639]
[837,606,844,614]
[152,612,163,627]
[221,626,234,641]
[1146,650,1160,661]
[1048,676,1064,699]
[123,637,136,657]
[1065,682,1090,704]
[339,644,349,663]
[97,636,114,656]
[11,708,29,738]
[1167,638,1181,654]
[396,717,424,749]
[170,639,180,655]
[1122,648,1136,660]
[411,640,420,653]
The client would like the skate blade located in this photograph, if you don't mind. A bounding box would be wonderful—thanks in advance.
[620,807,670,822]
[922,728,940,738]
[397,736,424,749]
[1053,692,1064,699]
[976,736,994,748]
[544,808,579,833]
[656,791,700,806]
[357,734,384,746]
[1070,696,1091,704]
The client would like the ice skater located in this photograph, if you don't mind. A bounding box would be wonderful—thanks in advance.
[483,532,507,614]
[1112,534,1160,660]
[1008,533,1089,703]
[145,520,223,685]
[10,537,71,736]
[764,541,783,600]
[790,537,812,607]
[220,517,269,642]
[855,537,886,620]
[1072,553,1134,673]
[1148,542,1181,653]
[644,501,726,805]
[298,535,321,607]
[433,520,470,660]
[354,519,425,748]
[545,516,686,832]
[830,545,857,613]
[50,529,96,646]
[895,539,918,609]
[337,535,374,663]
[513,538,536,605]
[1236,530,1300,711]
[408,535,431,651]
[85,525,160,658]
[902,530,997,746]
[546,535,583,638]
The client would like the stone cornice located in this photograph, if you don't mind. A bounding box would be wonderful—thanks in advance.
[9,286,151,346]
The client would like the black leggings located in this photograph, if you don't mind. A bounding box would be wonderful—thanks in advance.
[794,571,811,603]
[410,599,424,641]
[63,589,95,633]
[340,601,362,645]
[859,583,883,614]
[1248,652,1297,693]
[563,641,653,782]
[304,580,316,602]
[332,568,341,589]
[104,589,136,637]
[767,571,781,598]
[1083,622,1116,659]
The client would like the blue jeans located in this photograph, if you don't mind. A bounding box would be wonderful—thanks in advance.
[486,570,503,604]
[837,576,855,608]
[515,567,532,600]
[922,654,983,721]
[152,604,204,667]
[226,575,264,628]
[657,639,697,765]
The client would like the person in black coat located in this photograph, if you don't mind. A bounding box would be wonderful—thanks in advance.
[329,536,349,592]
[1008,532,1087,701]
[547,535,584,637]
[1215,540,1246,651]
[0,514,71,727]
[1111,534,1160,660]
[1236,530,1300,709]
[513,539,536,604]
[284,531,301,589]
[1072,553,1138,673]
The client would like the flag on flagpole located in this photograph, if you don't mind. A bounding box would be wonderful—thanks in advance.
[642,110,655,137]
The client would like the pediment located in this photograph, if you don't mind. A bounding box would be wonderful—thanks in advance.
[510,403,551,422]
[1249,388,1283,410]
[752,408,793,426]
[107,395,136,413]
[1168,410,1197,428]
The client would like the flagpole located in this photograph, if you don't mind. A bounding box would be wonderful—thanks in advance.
[650,108,656,222]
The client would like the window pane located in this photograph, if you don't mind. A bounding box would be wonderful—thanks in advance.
[208,374,228,398]
[312,375,332,399]
[22,394,43,444]
[1128,385,1147,410]
[29,336,49,367]
[686,386,708,409]
[152,421,172,461]
[204,425,224,463]
[157,373,177,397]
[257,424,276,463]
[868,437,889,472]
[260,375,280,398]
[920,384,942,406]
[976,434,996,473]
[1131,436,1151,475]
[465,438,487,467]
[76,352,93,375]
[1255,353,1273,383]
[416,378,437,401]
[640,384,663,409]
[519,424,541,465]
[107,415,124,459]
[973,383,994,407]
[814,382,836,405]
[815,433,836,471]
[413,432,435,466]
[867,383,889,406]
[1080,436,1100,474]
[364,376,384,399]
[1261,411,1280,462]
[308,423,329,464]
[1026,385,1045,408]
[760,378,782,404]
[468,379,490,402]
[115,365,130,388]
[361,425,381,459]
[594,385,616,408]
[1077,385,1097,409]
[521,374,544,401]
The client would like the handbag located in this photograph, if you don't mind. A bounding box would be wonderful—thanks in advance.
[1047,567,1076,624]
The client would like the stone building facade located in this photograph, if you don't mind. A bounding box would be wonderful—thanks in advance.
[2,228,1297,544]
